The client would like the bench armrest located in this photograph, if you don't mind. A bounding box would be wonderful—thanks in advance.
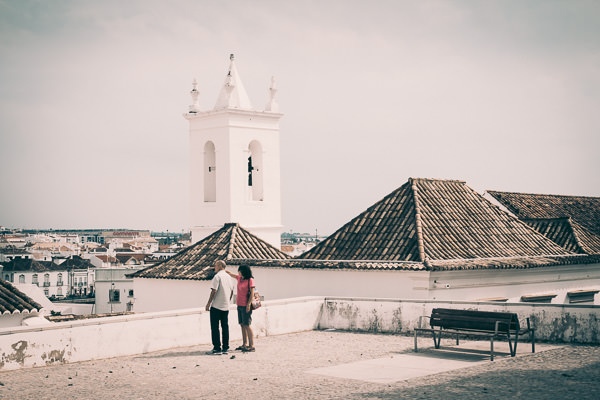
[418,315,431,329]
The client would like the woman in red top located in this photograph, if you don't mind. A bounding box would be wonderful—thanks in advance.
[225,265,256,352]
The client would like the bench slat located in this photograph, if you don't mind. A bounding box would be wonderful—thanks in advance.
[431,308,520,332]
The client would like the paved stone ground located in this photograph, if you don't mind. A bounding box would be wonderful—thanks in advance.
[0,330,599,399]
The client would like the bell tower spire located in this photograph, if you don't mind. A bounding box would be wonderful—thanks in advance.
[214,54,253,110]
[184,55,284,248]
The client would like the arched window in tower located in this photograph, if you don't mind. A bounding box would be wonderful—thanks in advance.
[248,140,263,201]
[204,141,216,202]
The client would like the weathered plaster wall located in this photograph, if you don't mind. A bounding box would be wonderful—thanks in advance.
[2,296,598,371]
[0,296,323,371]
[320,298,600,343]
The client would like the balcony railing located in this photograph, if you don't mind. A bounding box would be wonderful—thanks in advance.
[33,282,39,286]
[57,281,64,286]
[43,282,50,287]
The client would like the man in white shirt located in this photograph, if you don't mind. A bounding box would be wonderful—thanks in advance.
[205,260,234,355]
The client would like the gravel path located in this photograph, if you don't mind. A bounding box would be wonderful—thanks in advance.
[0,330,598,399]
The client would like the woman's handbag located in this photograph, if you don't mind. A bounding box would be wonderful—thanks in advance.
[247,282,262,310]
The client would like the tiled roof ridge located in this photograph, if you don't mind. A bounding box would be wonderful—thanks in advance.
[409,177,466,184]
[566,217,588,253]
[487,190,600,200]
[410,179,426,262]
[129,224,231,277]
[296,181,418,260]
[230,258,423,264]
[227,224,238,260]
[522,216,572,222]
[429,253,588,263]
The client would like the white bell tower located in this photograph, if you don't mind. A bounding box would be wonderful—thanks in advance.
[185,54,283,248]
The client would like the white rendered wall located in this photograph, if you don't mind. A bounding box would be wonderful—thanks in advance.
[251,268,430,301]
[428,264,600,305]
[133,269,427,313]
[132,264,600,313]
[133,277,214,313]
[188,109,282,248]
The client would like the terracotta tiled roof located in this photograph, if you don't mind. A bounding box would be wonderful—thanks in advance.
[522,218,600,255]
[130,223,290,280]
[1,259,59,272]
[0,280,43,314]
[301,178,572,262]
[59,256,94,270]
[487,191,600,236]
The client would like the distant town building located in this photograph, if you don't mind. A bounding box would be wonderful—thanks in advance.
[94,268,141,314]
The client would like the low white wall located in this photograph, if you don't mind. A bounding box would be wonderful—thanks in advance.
[0,296,323,371]
[133,278,213,313]
[320,297,600,343]
[2,296,599,371]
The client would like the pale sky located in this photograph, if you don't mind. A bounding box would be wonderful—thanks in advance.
[1,0,599,235]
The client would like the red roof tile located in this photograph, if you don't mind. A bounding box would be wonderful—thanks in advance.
[487,191,600,236]
[301,178,572,262]
[0,280,43,314]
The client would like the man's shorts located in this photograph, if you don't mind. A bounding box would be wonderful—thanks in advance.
[237,306,252,325]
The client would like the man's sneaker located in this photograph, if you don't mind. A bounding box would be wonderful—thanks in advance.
[206,349,222,355]
[222,348,229,355]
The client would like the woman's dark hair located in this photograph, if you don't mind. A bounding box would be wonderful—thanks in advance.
[238,265,253,280]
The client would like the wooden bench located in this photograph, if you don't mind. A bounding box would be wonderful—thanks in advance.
[414,308,535,361]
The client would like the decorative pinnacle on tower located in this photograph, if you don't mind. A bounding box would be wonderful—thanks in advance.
[265,76,279,112]
[188,78,201,113]
[214,53,253,110]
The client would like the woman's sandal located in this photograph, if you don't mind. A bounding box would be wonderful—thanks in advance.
[242,347,255,352]
[235,346,247,351]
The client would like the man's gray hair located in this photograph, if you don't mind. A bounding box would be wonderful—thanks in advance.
[214,260,226,268]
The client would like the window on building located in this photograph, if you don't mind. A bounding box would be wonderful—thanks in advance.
[32,274,38,285]
[109,289,120,303]
[57,273,63,285]
[128,289,134,297]
[204,141,217,202]
[248,140,263,201]
[57,287,63,296]
[44,273,50,286]
[4,274,10,281]
[19,274,25,284]
[44,289,49,296]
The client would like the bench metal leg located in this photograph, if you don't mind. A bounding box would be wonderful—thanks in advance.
[432,329,442,349]
[456,333,459,345]
[527,318,535,353]
[490,336,494,361]
[414,330,418,352]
